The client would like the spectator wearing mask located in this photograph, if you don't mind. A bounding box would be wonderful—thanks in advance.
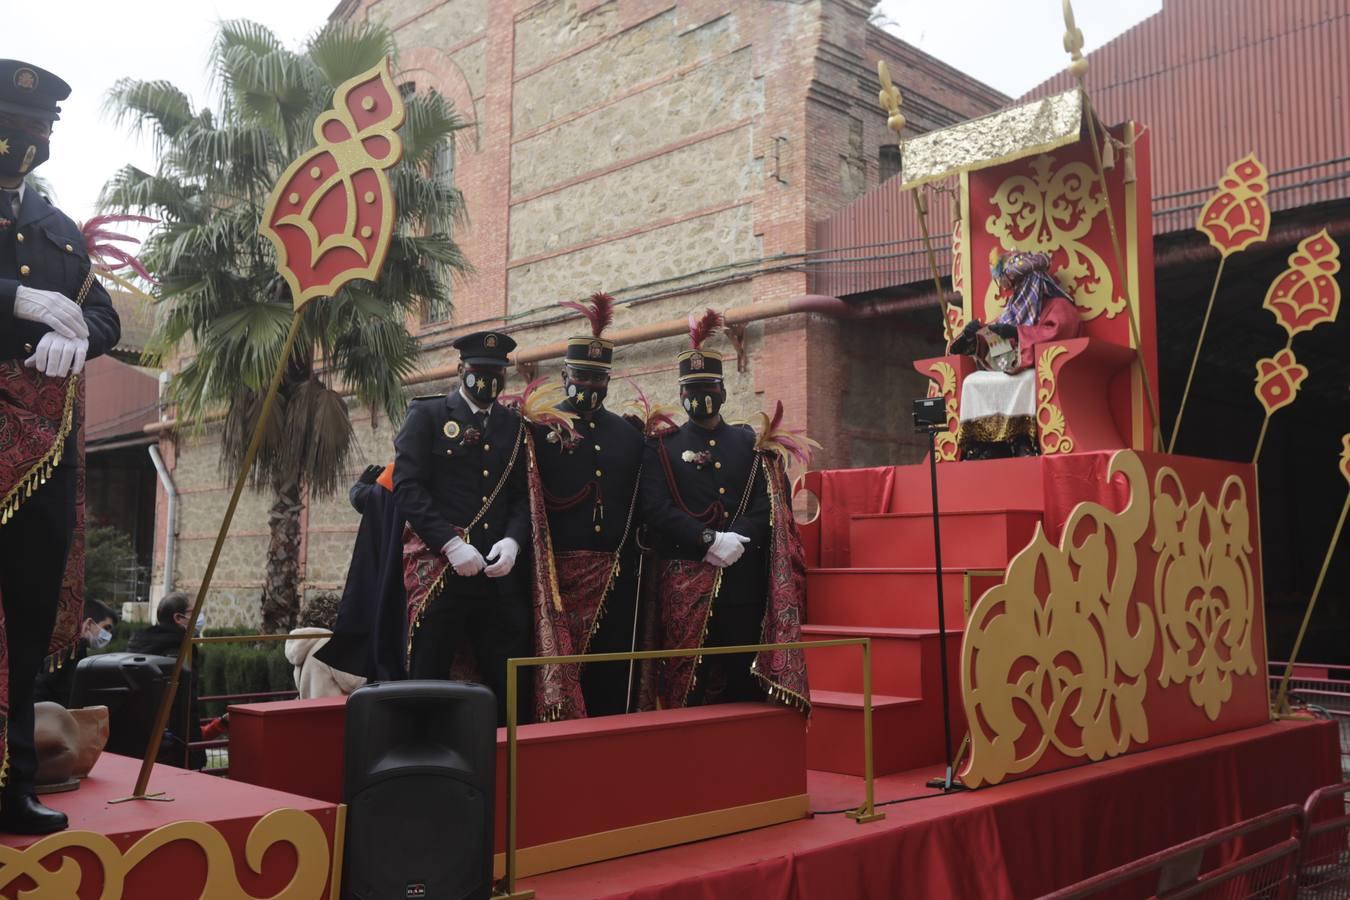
[33,599,118,706]
[285,592,367,700]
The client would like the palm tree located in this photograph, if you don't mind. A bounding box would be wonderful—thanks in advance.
[102,20,469,631]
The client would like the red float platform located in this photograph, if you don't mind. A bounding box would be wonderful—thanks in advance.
[0,754,342,899]
[229,696,809,877]
[520,719,1340,899]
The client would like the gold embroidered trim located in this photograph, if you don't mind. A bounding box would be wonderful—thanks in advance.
[957,413,1037,448]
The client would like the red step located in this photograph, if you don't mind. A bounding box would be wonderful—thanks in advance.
[801,624,962,699]
[806,568,1001,630]
[849,509,1041,569]
[808,689,963,776]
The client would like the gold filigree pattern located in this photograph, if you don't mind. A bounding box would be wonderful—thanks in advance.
[0,807,332,897]
[1035,345,1073,454]
[1151,468,1256,721]
[961,451,1155,787]
[926,361,959,462]
[983,155,1125,322]
[948,219,970,335]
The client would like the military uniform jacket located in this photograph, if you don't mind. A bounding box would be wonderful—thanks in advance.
[640,419,771,568]
[532,407,645,554]
[393,390,530,560]
[0,188,121,460]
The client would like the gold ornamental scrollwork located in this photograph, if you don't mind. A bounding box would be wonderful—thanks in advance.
[962,451,1155,787]
[0,807,332,898]
[983,154,1125,322]
[926,361,959,462]
[1036,344,1073,455]
[1151,468,1257,720]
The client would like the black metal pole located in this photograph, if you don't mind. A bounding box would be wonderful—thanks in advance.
[928,428,956,791]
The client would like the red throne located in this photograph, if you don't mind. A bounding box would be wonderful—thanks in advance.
[914,122,1158,459]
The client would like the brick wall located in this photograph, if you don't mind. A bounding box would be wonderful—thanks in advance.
[155,0,1002,621]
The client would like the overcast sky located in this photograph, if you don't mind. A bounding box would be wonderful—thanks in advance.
[14,0,1161,224]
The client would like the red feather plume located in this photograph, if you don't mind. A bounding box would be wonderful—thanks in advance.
[687,308,723,349]
[560,291,616,338]
[80,213,159,282]
[753,400,821,469]
[622,378,679,438]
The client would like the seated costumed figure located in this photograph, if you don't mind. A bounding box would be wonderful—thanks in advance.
[947,250,1083,459]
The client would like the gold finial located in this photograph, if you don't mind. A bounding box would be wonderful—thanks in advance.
[1062,0,1089,78]
[877,61,906,136]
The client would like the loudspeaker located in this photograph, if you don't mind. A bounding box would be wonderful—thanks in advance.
[70,652,192,764]
[342,680,497,900]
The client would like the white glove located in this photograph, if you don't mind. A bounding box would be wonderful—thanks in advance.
[442,536,485,577]
[14,287,89,340]
[704,532,751,568]
[484,537,520,578]
[25,332,89,378]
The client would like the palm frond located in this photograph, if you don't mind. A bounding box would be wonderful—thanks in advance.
[306,20,398,89]
[103,79,197,145]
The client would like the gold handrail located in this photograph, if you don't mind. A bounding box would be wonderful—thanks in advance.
[498,637,881,899]
[190,633,297,644]
[961,569,1006,619]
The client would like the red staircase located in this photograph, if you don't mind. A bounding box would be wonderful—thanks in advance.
[799,458,1046,776]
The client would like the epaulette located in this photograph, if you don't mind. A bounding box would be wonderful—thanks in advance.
[410,393,446,402]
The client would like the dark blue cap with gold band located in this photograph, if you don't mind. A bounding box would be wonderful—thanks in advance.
[677,348,724,384]
[0,61,70,122]
[452,330,515,366]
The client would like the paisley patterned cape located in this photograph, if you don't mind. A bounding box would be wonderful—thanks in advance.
[0,364,86,786]
[402,427,583,722]
[641,454,810,714]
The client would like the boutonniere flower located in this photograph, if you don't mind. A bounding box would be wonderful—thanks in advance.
[681,450,713,466]
[462,426,483,447]
[0,218,12,231]
[544,427,581,451]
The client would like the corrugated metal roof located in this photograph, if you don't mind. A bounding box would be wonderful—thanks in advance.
[815,0,1350,297]
[1024,0,1350,229]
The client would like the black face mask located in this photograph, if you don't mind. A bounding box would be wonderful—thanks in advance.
[0,126,49,178]
[463,368,503,405]
[682,387,724,421]
[564,373,608,413]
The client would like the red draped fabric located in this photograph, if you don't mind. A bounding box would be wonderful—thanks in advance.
[816,467,895,568]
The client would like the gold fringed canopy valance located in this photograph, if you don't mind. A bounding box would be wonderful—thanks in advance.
[900,89,1088,188]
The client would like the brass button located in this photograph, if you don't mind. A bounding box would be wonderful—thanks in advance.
[719,487,726,495]
[714,461,722,469]
[588,421,596,429]
[484,444,491,451]
[593,525,602,533]
[482,469,490,477]
[15,232,23,243]
[482,496,488,502]
[595,469,603,477]
[593,444,601,452]
[482,522,490,530]
[709,439,717,446]
[446,449,453,456]
[722,511,730,519]
[19,265,30,276]
[64,243,73,253]
[23,342,33,354]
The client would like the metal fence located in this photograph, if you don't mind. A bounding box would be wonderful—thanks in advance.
[1269,662,1350,779]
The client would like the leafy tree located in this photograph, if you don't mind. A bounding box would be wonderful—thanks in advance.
[102,20,469,630]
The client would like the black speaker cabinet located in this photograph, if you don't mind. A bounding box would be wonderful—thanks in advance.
[342,680,497,900]
[70,651,190,764]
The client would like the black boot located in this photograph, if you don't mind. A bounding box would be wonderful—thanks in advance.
[0,791,69,834]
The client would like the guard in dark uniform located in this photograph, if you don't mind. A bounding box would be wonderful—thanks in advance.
[394,331,531,725]
[640,311,770,705]
[533,293,644,716]
[0,61,119,833]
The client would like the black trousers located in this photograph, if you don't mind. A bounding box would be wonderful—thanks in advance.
[0,464,74,794]
[688,598,766,707]
[580,560,640,717]
[410,575,532,727]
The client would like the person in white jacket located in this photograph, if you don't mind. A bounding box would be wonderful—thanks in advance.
[285,593,367,700]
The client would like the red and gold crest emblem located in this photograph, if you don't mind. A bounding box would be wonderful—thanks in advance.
[14,69,37,91]
[587,341,603,360]
[484,333,499,349]
[689,352,705,371]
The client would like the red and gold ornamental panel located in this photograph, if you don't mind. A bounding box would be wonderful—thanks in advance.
[960,451,1270,787]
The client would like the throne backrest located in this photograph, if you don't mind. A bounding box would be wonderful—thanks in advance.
[957,122,1159,448]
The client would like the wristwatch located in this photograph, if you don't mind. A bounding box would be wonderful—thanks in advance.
[701,528,716,547]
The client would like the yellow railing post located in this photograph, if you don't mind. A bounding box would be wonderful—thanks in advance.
[846,637,884,823]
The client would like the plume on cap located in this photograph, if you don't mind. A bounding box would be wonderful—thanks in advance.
[80,213,160,302]
[687,308,724,350]
[752,401,821,469]
[561,291,615,339]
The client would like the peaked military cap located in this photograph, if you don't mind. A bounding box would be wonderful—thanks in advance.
[0,61,70,122]
[453,330,515,366]
[678,308,725,385]
[563,291,616,371]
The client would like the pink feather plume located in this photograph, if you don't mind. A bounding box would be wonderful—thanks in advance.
[687,308,723,350]
[560,291,616,338]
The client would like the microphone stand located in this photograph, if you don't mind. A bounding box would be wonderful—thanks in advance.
[913,400,962,793]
